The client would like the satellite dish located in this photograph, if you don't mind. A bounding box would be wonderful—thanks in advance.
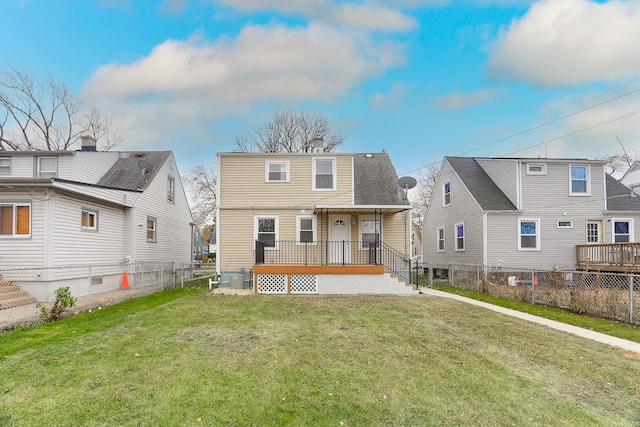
[398,176,417,190]
[138,160,154,174]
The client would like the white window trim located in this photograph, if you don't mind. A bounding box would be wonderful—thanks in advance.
[0,157,10,176]
[569,164,590,196]
[265,160,290,183]
[437,226,445,252]
[146,216,157,243]
[442,181,451,207]
[81,208,98,231]
[167,176,175,203]
[454,222,465,251]
[254,215,279,250]
[0,202,31,238]
[518,218,541,251]
[37,156,58,178]
[296,215,317,245]
[312,157,336,191]
[359,216,382,250]
[612,218,634,243]
[556,220,573,229]
[527,163,547,175]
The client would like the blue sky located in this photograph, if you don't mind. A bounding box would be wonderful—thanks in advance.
[2,0,640,179]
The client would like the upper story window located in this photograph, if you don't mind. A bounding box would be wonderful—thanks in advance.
[0,158,10,175]
[313,158,336,190]
[442,181,451,206]
[37,157,57,178]
[147,217,157,243]
[518,218,540,250]
[527,163,547,175]
[297,215,317,244]
[255,216,278,249]
[437,226,445,252]
[167,176,175,203]
[0,203,31,237]
[455,223,465,251]
[570,165,590,195]
[81,209,98,231]
[265,161,289,182]
[613,219,633,243]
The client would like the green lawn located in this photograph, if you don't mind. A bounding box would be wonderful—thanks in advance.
[2,289,640,426]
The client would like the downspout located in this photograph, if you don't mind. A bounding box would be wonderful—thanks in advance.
[483,212,488,268]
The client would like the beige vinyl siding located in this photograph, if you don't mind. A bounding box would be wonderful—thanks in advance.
[0,191,46,268]
[382,213,410,254]
[219,154,353,207]
[476,158,518,206]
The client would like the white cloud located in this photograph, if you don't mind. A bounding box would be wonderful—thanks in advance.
[214,0,417,32]
[369,82,405,110]
[430,89,500,110]
[488,0,640,87]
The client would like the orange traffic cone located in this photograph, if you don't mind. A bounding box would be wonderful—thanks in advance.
[121,272,129,289]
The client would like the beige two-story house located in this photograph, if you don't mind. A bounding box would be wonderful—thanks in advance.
[216,150,417,294]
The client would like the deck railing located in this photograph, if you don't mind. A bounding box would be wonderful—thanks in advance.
[576,243,640,269]
[255,240,412,282]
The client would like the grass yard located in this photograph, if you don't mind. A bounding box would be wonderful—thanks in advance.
[2,289,640,426]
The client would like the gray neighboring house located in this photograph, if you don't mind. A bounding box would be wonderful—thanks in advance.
[0,137,193,299]
[422,156,640,271]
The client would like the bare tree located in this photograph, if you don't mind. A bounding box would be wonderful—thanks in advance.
[604,135,636,176]
[0,67,124,151]
[410,163,440,226]
[183,163,217,229]
[234,107,344,153]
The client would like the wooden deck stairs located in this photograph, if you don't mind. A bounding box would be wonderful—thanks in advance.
[0,279,37,310]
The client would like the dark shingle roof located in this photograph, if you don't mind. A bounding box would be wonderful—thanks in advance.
[354,152,408,206]
[97,152,171,191]
[606,173,640,211]
[446,157,517,211]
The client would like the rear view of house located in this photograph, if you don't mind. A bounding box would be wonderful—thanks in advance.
[216,150,416,294]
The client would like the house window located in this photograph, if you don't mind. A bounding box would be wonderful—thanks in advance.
[0,203,31,237]
[570,165,589,195]
[557,220,573,228]
[81,209,98,231]
[360,218,381,249]
[455,223,465,251]
[313,158,336,190]
[265,161,289,182]
[613,219,633,243]
[255,216,278,248]
[0,158,10,175]
[519,219,540,250]
[437,226,445,252]
[37,157,57,178]
[443,181,451,206]
[167,176,175,203]
[297,215,316,243]
[146,217,157,242]
[527,163,547,175]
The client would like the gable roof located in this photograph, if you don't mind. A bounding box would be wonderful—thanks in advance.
[97,151,171,191]
[606,173,640,211]
[446,157,517,211]
[354,152,408,206]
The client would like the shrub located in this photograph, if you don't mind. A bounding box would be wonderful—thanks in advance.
[39,287,77,322]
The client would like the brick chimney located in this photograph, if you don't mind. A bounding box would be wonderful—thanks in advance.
[80,134,97,152]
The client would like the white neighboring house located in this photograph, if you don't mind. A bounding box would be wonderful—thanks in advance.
[0,136,193,300]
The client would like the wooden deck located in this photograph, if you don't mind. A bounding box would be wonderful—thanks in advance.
[576,243,640,272]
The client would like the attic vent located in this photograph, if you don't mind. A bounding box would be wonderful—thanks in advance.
[135,153,144,157]
[365,153,373,158]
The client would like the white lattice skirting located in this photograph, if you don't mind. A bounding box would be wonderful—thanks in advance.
[256,273,416,295]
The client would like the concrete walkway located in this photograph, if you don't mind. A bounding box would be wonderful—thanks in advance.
[419,287,640,354]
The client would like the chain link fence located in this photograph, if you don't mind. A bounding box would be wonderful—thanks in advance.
[431,263,640,325]
[0,261,194,331]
